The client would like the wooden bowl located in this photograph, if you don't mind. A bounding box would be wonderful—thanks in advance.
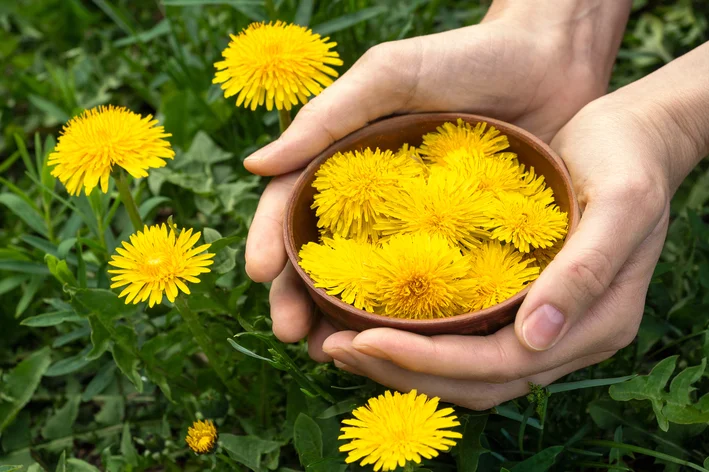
[284,113,580,336]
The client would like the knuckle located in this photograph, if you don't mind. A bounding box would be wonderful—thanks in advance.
[564,247,613,300]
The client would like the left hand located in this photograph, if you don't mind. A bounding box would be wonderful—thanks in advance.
[322,91,673,409]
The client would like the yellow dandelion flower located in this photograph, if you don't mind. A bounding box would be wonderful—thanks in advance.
[108,224,215,307]
[186,419,217,454]
[47,106,174,196]
[368,233,477,319]
[468,240,540,310]
[299,236,379,312]
[213,21,343,111]
[420,119,516,165]
[339,389,462,472]
[486,192,568,253]
[376,167,494,250]
[526,239,563,270]
[312,148,424,242]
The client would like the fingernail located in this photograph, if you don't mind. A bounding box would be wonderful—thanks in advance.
[522,304,565,351]
[352,343,390,361]
[324,347,358,366]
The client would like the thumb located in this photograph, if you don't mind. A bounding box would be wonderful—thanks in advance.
[243,42,420,176]
[514,189,663,351]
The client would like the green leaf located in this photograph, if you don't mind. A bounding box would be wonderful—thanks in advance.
[15,275,44,317]
[312,6,388,36]
[220,434,281,472]
[82,363,117,401]
[294,414,323,467]
[510,446,564,472]
[115,18,171,47]
[0,259,50,274]
[86,315,111,360]
[548,376,636,394]
[66,459,101,472]
[0,348,52,432]
[610,356,709,431]
[317,400,358,419]
[138,196,170,219]
[180,131,233,167]
[112,344,143,392]
[0,467,24,472]
[0,193,48,237]
[21,310,82,327]
[73,288,135,320]
[294,0,314,26]
[45,254,77,286]
[203,228,237,274]
[55,451,67,472]
[121,423,140,467]
[45,346,92,377]
[42,396,80,440]
[456,414,489,472]
[227,338,275,363]
[53,325,91,348]
[27,94,70,123]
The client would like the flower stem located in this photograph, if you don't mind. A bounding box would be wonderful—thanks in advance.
[115,171,143,232]
[174,297,235,395]
[278,108,292,134]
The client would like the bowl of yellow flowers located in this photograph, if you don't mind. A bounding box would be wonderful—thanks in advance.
[284,113,580,336]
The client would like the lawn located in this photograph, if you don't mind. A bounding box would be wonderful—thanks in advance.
[1,0,708,471]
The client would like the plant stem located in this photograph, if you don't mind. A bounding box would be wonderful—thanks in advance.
[88,190,107,252]
[115,171,143,232]
[174,297,235,396]
[403,462,416,472]
[278,108,292,134]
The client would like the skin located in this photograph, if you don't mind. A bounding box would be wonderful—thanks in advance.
[242,0,709,409]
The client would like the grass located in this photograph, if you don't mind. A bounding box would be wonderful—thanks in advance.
[1,0,709,471]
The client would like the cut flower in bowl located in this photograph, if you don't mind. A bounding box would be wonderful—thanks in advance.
[285,114,580,336]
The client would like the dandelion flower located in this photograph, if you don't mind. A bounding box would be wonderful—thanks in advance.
[468,241,540,310]
[420,119,516,164]
[376,167,494,250]
[48,106,174,196]
[369,233,477,319]
[299,236,379,312]
[339,389,462,471]
[312,148,424,242]
[486,192,568,253]
[186,419,217,454]
[527,239,563,270]
[213,21,343,111]
[108,224,215,307]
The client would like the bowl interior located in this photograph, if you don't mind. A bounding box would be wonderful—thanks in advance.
[285,113,577,327]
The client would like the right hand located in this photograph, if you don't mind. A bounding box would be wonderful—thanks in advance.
[243,3,630,361]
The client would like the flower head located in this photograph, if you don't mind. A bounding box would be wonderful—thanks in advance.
[186,419,217,454]
[468,241,540,310]
[299,236,379,312]
[369,233,477,319]
[420,119,516,164]
[339,389,462,471]
[213,21,343,111]
[486,192,568,253]
[526,239,563,270]
[48,106,174,196]
[376,167,494,250]
[312,148,424,242]
[108,224,215,307]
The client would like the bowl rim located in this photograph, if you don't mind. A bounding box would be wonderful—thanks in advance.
[283,112,581,330]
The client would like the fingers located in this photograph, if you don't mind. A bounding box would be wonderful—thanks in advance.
[348,229,664,384]
[308,316,338,363]
[245,172,300,282]
[514,187,665,352]
[269,262,314,343]
[243,41,420,176]
[325,331,616,410]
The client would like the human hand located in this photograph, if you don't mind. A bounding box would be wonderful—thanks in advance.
[244,1,632,361]
[320,38,709,408]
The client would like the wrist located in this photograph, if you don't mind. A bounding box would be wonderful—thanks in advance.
[607,42,709,192]
[483,0,631,87]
